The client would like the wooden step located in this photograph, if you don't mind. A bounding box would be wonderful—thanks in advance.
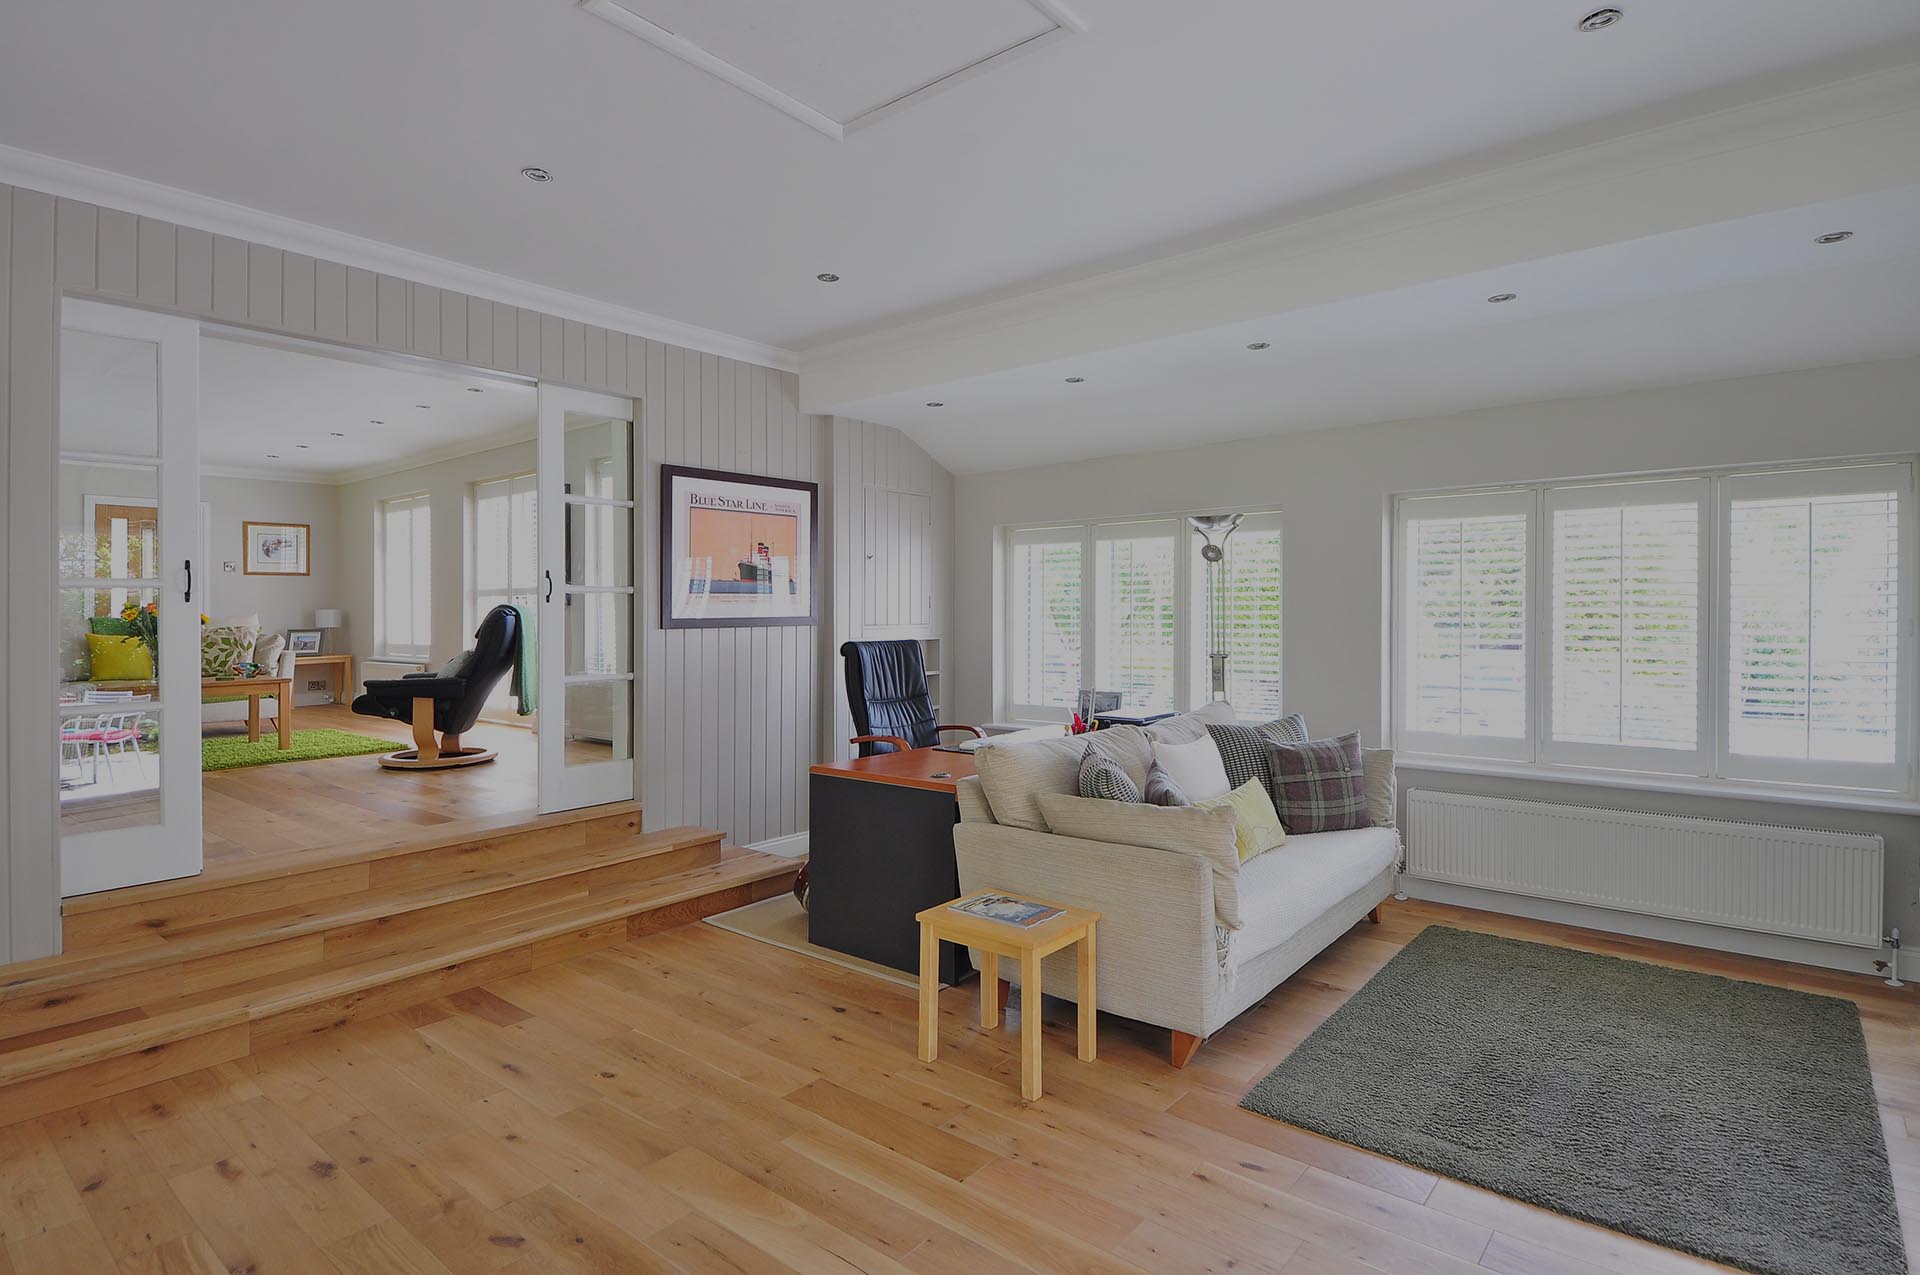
[0,821,718,1041]
[0,847,799,1126]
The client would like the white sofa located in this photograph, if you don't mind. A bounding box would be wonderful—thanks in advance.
[953,703,1400,1067]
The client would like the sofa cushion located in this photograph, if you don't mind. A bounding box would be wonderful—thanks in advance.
[1363,748,1396,829]
[1034,791,1243,930]
[1152,734,1231,801]
[202,616,261,678]
[86,632,153,681]
[1235,827,1398,961]
[254,631,287,668]
[1204,714,1308,798]
[1194,777,1287,862]
[1143,759,1190,807]
[974,725,1152,832]
[1078,745,1142,803]
[1143,700,1238,744]
[1268,732,1371,833]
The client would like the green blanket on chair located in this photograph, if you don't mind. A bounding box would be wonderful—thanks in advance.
[507,604,537,715]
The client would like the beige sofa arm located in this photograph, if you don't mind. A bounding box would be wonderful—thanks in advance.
[952,823,1224,1037]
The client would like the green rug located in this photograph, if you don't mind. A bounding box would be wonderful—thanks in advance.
[1241,926,1905,1275]
[202,728,402,771]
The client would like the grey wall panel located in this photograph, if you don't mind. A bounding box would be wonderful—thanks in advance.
[0,181,954,957]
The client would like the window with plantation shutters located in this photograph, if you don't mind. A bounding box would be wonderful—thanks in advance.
[1723,463,1909,789]
[1545,478,1707,771]
[378,492,432,661]
[1006,526,1085,717]
[1396,491,1531,760]
[1094,521,1180,715]
[1394,458,1914,796]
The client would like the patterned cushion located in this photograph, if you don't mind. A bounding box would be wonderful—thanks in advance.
[1143,760,1190,807]
[1205,713,1310,801]
[973,725,1153,831]
[201,621,260,678]
[1078,744,1143,803]
[1194,778,1288,863]
[1267,732,1372,834]
[1261,712,1309,747]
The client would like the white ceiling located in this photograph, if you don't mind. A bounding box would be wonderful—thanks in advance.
[10,1,1920,475]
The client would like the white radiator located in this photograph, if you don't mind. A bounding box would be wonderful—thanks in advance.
[1405,790,1885,949]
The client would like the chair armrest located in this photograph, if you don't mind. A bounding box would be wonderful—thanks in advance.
[849,733,912,753]
[953,823,1222,1036]
[363,676,466,700]
[936,724,984,738]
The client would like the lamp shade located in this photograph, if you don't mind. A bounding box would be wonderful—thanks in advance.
[314,609,344,629]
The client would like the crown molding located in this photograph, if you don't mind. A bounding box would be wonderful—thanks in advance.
[799,58,1920,409]
[0,143,800,373]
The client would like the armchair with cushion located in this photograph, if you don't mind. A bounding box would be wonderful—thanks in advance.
[953,701,1400,1068]
[840,639,981,756]
[351,605,520,770]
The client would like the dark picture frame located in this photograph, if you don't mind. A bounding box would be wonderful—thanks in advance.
[660,464,819,629]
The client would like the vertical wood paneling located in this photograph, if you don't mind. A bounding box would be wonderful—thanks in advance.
[440,290,467,364]
[314,260,347,339]
[0,189,13,960]
[280,252,315,334]
[516,309,540,376]
[409,283,439,355]
[346,268,378,343]
[467,297,492,367]
[7,188,58,959]
[493,305,518,373]
[562,319,585,385]
[211,235,248,320]
[96,208,138,297]
[540,315,564,380]
[604,326,624,391]
[247,244,282,325]
[54,199,96,290]
[375,274,408,349]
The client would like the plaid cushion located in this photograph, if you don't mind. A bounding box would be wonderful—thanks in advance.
[1267,732,1371,833]
[1078,744,1143,803]
[1206,713,1310,801]
[1143,760,1190,807]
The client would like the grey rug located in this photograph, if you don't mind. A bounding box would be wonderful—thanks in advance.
[1241,926,1906,1275]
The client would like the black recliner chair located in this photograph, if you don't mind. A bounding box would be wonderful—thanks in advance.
[840,639,982,757]
[353,605,521,770]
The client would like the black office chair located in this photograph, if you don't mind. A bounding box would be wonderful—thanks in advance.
[353,605,520,770]
[840,639,982,757]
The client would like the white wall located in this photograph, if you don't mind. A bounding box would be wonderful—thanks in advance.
[952,355,1920,969]
[199,475,341,644]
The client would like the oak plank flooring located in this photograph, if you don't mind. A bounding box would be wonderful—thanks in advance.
[0,900,1913,1274]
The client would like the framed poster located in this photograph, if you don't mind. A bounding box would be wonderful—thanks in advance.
[661,465,817,628]
[243,521,310,576]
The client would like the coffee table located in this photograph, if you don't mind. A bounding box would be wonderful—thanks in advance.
[88,676,295,748]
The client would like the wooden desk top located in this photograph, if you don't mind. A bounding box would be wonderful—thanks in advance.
[809,747,979,793]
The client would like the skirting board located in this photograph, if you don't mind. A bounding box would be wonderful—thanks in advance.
[1402,877,1889,978]
[749,832,810,859]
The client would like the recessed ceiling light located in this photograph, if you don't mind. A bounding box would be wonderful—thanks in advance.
[1578,8,1623,32]
[1064,376,1085,384]
[369,419,384,425]
[295,444,310,449]
[415,403,432,409]
[466,386,485,393]
[926,401,944,408]
[1487,292,1518,304]
[265,453,279,459]
[330,431,345,437]
[816,273,841,283]
[1246,342,1271,351]
[520,166,552,183]
[1816,231,1855,245]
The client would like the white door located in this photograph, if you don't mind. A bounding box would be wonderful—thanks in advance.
[536,385,638,813]
[57,299,204,895]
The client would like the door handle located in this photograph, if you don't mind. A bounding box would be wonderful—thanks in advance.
[545,570,554,603]
[184,559,193,604]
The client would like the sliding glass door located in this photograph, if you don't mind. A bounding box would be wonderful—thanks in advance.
[536,385,638,813]
[57,299,204,895]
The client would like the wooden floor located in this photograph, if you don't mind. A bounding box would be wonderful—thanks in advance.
[1,899,1913,1275]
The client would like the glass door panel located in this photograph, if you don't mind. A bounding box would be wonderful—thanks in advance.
[537,385,638,813]
[57,299,202,896]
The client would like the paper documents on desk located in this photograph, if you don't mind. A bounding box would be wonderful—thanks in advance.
[950,895,1063,928]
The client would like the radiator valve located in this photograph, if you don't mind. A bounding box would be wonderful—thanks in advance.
[1883,927,1904,989]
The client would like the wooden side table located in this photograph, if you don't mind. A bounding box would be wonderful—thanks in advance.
[295,652,356,705]
[915,894,1099,1101]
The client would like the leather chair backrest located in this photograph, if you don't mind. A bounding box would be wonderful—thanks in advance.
[441,605,520,733]
[841,640,935,756]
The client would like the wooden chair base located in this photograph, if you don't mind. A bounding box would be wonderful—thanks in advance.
[378,747,497,771]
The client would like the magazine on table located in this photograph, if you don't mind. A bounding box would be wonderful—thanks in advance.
[949,894,1063,927]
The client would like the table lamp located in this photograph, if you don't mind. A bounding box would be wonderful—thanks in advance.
[314,609,343,652]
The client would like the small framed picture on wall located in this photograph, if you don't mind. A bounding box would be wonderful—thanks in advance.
[287,630,323,655]
[244,521,310,576]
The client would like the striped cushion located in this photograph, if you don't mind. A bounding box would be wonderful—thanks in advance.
[1143,760,1190,807]
[1205,713,1309,802]
[1078,745,1143,803]
[1268,732,1371,834]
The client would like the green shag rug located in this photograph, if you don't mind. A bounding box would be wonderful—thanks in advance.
[1240,926,1905,1275]
[202,728,402,771]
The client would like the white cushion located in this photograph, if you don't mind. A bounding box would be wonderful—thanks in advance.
[973,725,1154,832]
[1151,734,1231,802]
[1234,827,1399,962]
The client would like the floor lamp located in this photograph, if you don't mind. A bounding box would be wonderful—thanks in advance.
[1188,514,1242,701]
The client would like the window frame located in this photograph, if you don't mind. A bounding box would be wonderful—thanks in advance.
[1390,457,1917,798]
[376,490,433,663]
[1000,510,1279,723]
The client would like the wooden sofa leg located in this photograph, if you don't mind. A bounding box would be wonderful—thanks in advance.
[1170,1031,1204,1069]
[1367,906,1381,924]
